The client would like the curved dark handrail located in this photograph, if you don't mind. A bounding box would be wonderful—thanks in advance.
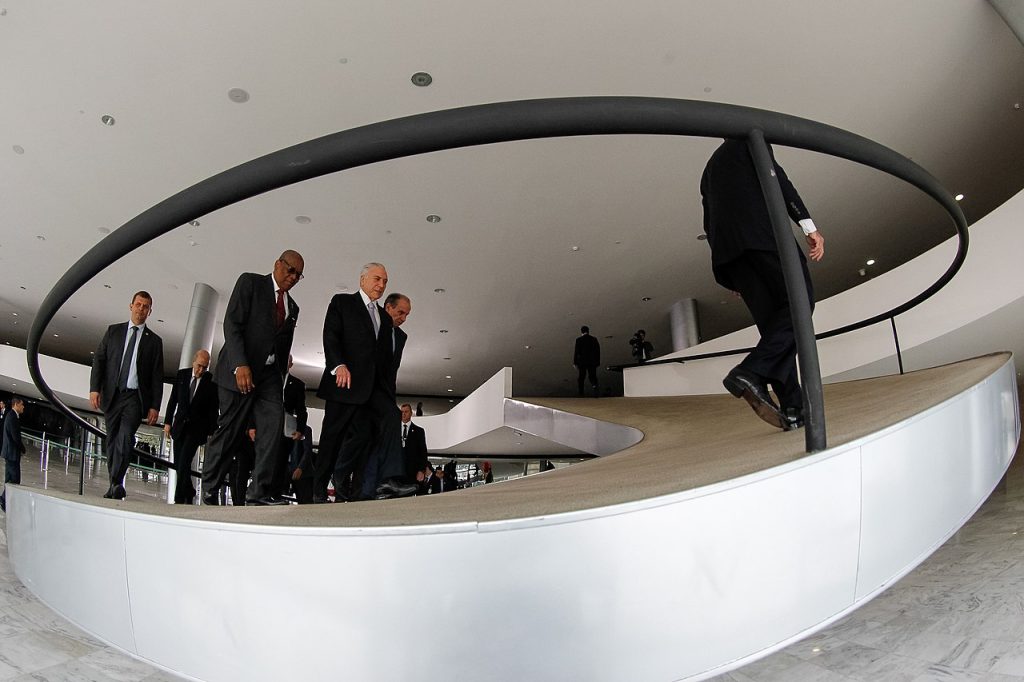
[25,97,967,453]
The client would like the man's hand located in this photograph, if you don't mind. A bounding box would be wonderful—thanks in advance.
[291,467,303,481]
[145,408,159,426]
[290,431,302,441]
[335,364,351,389]
[235,365,254,393]
[89,391,101,411]
[806,231,825,262]
[163,424,171,436]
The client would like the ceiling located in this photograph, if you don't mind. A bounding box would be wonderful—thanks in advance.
[1,0,1023,406]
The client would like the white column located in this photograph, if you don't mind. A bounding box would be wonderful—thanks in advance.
[669,298,700,352]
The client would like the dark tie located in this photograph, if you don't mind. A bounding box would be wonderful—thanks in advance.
[402,423,409,443]
[117,326,139,390]
[189,375,199,400]
[275,290,285,328]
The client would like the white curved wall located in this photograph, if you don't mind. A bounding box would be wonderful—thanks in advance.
[7,357,1018,682]
[625,188,1024,397]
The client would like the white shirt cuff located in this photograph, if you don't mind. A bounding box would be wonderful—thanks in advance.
[799,218,817,236]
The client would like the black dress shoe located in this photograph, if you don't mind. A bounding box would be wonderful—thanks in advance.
[375,479,419,498]
[112,485,127,500]
[782,407,805,431]
[103,490,115,499]
[201,492,220,506]
[246,496,289,506]
[723,368,785,429]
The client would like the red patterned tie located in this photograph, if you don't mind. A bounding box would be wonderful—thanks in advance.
[275,290,285,328]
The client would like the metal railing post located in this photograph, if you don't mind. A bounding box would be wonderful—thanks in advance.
[747,130,826,453]
[890,316,905,375]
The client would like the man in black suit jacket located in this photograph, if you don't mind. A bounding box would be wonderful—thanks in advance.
[90,291,164,500]
[163,349,218,504]
[399,403,429,482]
[201,251,303,506]
[701,138,825,430]
[315,264,415,501]
[0,397,26,512]
[272,355,308,499]
[573,325,601,397]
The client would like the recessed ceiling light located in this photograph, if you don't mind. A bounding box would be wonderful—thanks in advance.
[641,297,652,302]
[426,214,442,223]
[443,357,451,360]
[703,86,712,93]
[571,246,580,252]
[18,286,25,290]
[411,72,433,87]
[103,284,111,289]
[157,319,164,323]
[52,333,59,338]
[12,145,24,155]
[439,329,448,334]
[101,115,115,126]
[697,234,708,241]
[954,194,964,202]
[189,220,200,227]
[228,88,250,103]
[866,259,876,266]
[338,57,349,64]
[189,240,198,247]
[447,389,453,392]
[448,399,454,403]
[433,288,446,294]
[295,215,311,224]
[36,235,45,241]
[11,313,16,317]
[524,345,531,350]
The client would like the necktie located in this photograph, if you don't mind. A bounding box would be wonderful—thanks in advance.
[275,290,286,328]
[189,375,199,400]
[402,423,409,443]
[117,326,139,390]
[368,301,380,337]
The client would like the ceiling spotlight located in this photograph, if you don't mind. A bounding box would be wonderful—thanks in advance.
[10,312,16,316]
[866,259,876,266]
[228,88,250,103]
[157,319,164,323]
[36,235,45,241]
[12,145,24,155]
[439,329,448,334]
[295,215,312,224]
[445,375,452,379]
[101,115,116,126]
[954,194,964,202]
[524,345,531,350]
[433,288,446,294]
[189,220,200,227]
[443,357,451,360]
[449,399,454,403]
[641,297,652,302]
[447,389,453,392]
[52,333,59,338]
[338,57,349,64]
[571,246,580,252]
[411,72,433,87]
[103,284,111,289]
[426,214,442,223]
[696,234,708,241]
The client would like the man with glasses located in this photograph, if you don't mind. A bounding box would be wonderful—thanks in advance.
[201,251,304,505]
[163,349,218,504]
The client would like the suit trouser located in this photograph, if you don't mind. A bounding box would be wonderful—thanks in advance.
[171,433,204,503]
[202,368,284,501]
[104,389,142,492]
[577,365,598,396]
[358,404,403,498]
[316,386,401,500]
[722,250,814,411]
[1,457,21,506]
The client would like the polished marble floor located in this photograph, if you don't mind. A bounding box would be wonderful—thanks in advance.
[2,433,1023,680]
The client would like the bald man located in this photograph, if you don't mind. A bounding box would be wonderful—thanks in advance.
[163,349,218,504]
[201,251,304,505]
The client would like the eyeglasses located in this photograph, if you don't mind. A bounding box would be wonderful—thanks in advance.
[278,259,304,280]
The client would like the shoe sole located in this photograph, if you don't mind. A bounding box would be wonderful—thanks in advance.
[724,375,785,429]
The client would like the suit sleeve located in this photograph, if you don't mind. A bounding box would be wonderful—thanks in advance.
[90,327,111,393]
[221,274,253,372]
[773,159,811,224]
[322,295,348,371]
[573,338,581,365]
[164,373,181,426]
[149,336,164,413]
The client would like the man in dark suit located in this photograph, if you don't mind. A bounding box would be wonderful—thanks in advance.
[314,264,416,502]
[573,325,601,397]
[272,355,307,499]
[163,349,218,504]
[90,291,164,500]
[0,397,26,512]
[429,466,455,494]
[701,138,825,430]
[399,403,429,483]
[201,250,303,506]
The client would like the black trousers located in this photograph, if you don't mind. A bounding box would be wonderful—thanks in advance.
[721,250,814,411]
[171,432,204,503]
[577,365,598,396]
[315,386,402,500]
[104,389,142,493]
[201,368,284,501]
